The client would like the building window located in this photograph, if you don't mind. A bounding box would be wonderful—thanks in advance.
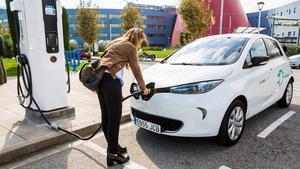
[100,14,107,18]
[147,34,166,38]
[112,33,121,37]
[69,24,76,28]
[289,9,291,14]
[280,11,283,16]
[282,32,284,37]
[147,16,167,20]
[109,14,120,19]
[146,25,166,29]
[293,31,296,36]
[110,24,121,28]
[141,15,147,20]
[294,8,297,13]
[100,23,107,28]
[288,31,291,37]
[100,33,108,37]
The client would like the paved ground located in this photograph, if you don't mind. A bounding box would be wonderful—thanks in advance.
[0,61,155,164]
[1,65,299,169]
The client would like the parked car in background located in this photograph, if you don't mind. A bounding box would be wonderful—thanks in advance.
[73,49,92,60]
[289,54,300,68]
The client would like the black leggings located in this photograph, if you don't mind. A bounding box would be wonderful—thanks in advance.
[97,73,122,154]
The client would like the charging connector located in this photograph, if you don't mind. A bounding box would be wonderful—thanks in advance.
[50,122,60,130]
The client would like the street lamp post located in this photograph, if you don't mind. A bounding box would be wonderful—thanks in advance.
[257,2,265,34]
[108,17,112,41]
[219,0,224,34]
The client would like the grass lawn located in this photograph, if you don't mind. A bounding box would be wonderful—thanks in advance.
[2,50,176,77]
[3,58,17,77]
[3,58,86,77]
[144,49,176,58]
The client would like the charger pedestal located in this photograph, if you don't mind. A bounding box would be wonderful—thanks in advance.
[25,107,75,124]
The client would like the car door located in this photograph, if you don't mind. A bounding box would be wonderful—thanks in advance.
[243,38,274,117]
[264,38,292,102]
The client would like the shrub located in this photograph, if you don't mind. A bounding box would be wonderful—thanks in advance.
[98,40,110,52]
[287,46,300,57]
[0,31,13,58]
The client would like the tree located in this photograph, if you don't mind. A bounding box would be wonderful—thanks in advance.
[179,0,215,40]
[121,4,143,32]
[76,0,99,50]
[62,7,70,51]
[0,23,13,58]
[5,0,17,57]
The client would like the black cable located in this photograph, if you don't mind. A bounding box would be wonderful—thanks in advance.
[13,11,107,140]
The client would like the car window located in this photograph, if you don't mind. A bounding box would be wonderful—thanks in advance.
[166,37,249,65]
[244,52,253,67]
[265,38,282,58]
[250,39,268,58]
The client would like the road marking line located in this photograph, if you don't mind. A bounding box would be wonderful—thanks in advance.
[85,142,147,169]
[5,122,134,169]
[257,111,296,138]
[219,165,231,169]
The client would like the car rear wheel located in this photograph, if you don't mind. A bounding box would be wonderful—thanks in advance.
[277,80,293,107]
[218,99,245,146]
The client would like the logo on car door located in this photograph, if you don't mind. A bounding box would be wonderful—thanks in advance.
[277,70,289,86]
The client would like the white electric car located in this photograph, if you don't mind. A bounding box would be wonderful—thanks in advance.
[130,34,294,145]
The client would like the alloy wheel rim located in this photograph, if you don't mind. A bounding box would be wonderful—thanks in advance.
[286,83,293,104]
[228,106,244,141]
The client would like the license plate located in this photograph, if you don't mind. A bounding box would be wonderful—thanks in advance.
[134,117,161,134]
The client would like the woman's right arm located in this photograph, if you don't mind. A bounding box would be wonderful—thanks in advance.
[127,48,147,92]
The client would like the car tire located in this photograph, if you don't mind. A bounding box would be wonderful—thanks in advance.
[277,80,293,108]
[218,99,246,146]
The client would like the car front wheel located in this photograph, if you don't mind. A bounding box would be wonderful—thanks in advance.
[218,99,246,146]
[277,80,293,107]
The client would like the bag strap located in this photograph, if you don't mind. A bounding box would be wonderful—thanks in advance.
[79,51,108,82]
[79,63,89,82]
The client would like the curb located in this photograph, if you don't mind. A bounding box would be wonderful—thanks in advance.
[0,114,131,165]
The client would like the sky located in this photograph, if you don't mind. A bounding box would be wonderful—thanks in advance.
[0,0,299,13]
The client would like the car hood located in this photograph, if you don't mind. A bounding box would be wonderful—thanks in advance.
[141,63,233,88]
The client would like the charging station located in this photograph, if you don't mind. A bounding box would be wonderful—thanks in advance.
[10,0,74,123]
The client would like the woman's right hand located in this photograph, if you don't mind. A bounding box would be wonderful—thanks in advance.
[143,88,151,95]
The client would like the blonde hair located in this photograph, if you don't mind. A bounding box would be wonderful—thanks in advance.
[106,28,148,49]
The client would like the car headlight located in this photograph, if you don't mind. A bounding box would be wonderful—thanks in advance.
[170,80,224,94]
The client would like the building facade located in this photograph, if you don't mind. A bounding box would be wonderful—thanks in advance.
[171,0,250,46]
[68,3,177,47]
[247,0,300,44]
[0,9,8,27]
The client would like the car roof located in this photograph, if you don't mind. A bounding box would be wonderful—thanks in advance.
[208,33,273,40]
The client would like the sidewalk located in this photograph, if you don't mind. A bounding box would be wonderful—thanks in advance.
[0,70,135,164]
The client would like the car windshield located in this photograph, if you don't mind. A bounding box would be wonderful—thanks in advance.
[166,36,249,65]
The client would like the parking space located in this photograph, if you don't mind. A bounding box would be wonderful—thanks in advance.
[10,102,299,169]
[88,104,299,169]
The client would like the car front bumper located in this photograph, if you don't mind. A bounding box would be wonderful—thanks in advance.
[130,91,231,137]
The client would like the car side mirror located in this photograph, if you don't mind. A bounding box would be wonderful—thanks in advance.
[252,56,269,66]
[282,45,288,53]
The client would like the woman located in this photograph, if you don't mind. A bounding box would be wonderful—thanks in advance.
[96,28,151,166]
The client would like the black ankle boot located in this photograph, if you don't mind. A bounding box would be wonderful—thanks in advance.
[118,145,127,154]
[107,153,130,166]
[107,145,127,155]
